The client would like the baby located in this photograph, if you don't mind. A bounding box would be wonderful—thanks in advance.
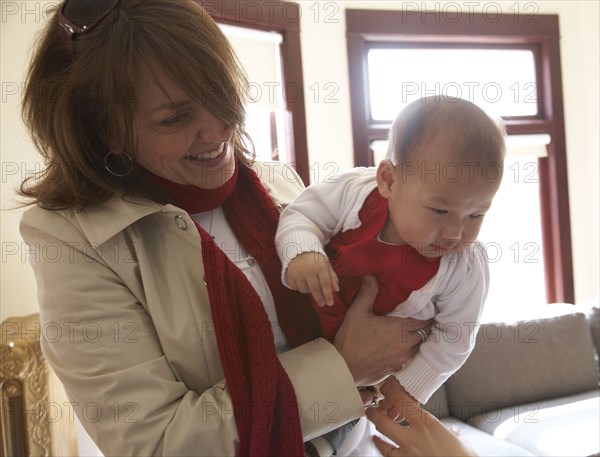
[275,96,505,412]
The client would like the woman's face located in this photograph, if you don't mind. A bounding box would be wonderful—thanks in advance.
[133,71,236,189]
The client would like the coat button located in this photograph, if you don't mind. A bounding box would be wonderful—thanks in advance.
[175,215,188,230]
[247,257,256,266]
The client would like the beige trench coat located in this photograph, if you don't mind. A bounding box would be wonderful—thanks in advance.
[20,162,364,456]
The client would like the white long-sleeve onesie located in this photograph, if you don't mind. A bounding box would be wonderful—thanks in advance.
[275,167,489,403]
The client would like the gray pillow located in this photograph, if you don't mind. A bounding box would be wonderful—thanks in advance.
[445,313,599,421]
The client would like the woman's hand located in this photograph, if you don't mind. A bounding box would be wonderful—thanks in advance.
[333,275,432,386]
[366,393,477,457]
[377,376,415,422]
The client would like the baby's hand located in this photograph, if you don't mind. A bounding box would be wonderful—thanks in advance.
[377,376,418,423]
[286,252,339,306]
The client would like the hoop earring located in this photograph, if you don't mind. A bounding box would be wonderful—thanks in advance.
[104,151,134,177]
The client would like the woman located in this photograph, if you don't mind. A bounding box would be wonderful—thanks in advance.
[19,0,474,455]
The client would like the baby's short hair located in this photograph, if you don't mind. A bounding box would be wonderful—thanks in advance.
[386,96,506,167]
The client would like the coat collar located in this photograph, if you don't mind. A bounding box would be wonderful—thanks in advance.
[74,194,165,245]
[72,162,296,246]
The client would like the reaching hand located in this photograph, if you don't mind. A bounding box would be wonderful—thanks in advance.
[366,389,477,457]
[286,252,339,306]
[377,376,416,423]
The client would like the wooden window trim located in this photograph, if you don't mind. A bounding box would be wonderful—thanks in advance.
[346,9,573,303]
[200,0,310,184]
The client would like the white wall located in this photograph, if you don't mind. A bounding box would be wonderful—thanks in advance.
[1,1,52,322]
[1,1,598,324]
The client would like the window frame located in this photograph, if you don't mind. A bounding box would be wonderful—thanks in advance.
[201,0,310,184]
[346,9,573,304]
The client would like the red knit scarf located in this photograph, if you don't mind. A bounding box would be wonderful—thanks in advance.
[145,161,318,456]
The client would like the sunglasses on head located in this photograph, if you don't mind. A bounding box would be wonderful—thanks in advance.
[58,0,121,58]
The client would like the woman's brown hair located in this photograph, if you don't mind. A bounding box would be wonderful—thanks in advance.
[20,0,251,209]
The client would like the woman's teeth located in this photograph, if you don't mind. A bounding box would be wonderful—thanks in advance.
[187,143,225,161]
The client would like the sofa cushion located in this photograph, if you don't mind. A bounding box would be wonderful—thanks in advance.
[440,418,535,456]
[468,389,600,457]
[445,313,599,420]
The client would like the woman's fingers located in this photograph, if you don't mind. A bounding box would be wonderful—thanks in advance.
[368,408,409,446]
[334,276,431,385]
[373,435,401,457]
[348,274,379,314]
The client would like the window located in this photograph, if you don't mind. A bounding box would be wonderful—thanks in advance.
[346,10,574,316]
[217,24,291,163]
[478,154,547,321]
[205,0,310,183]
[367,47,538,119]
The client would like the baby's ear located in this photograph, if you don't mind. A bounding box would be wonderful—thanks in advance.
[376,160,396,198]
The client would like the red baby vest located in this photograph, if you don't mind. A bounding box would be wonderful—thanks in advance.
[317,189,440,340]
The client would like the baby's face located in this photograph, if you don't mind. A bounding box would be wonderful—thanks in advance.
[379,160,501,258]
